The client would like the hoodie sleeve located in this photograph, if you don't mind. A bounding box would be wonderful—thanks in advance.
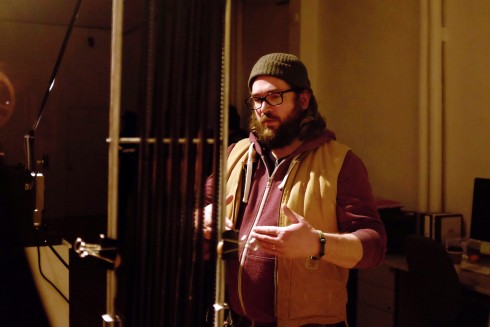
[336,150,387,268]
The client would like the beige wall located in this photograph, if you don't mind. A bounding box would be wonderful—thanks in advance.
[298,0,490,229]
[444,0,490,223]
[299,0,420,210]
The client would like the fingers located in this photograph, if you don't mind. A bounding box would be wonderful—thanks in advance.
[225,218,234,230]
[252,226,279,236]
[249,227,277,253]
[282,204,303,224]
[250,227,279,255]
[203,227,212,240]
[251,231,277,243]
[203,194,235,239]
[248,236,277,254]
[225,194,235,230]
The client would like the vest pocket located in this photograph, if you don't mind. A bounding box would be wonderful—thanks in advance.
[285,261,347,320]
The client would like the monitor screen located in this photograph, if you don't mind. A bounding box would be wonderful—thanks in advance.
[470,177,490,243]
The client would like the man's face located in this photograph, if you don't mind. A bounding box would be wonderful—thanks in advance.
[249,76,307,149]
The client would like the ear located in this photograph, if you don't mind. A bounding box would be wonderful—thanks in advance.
[297,91,311,110]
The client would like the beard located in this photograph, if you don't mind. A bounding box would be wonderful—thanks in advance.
[249,103,306,149]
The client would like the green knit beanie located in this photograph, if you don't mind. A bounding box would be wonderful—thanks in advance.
[248,53,311,91]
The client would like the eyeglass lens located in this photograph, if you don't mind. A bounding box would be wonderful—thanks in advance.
[246,91,287,110]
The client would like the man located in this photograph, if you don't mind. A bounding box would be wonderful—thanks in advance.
[205,53,386,327]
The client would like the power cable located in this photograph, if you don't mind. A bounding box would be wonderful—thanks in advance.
[36,244,69,304]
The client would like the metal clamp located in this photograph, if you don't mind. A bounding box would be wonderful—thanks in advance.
[73,234,118,266]
[102,314,122,327]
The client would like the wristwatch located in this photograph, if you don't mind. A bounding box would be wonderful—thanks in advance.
[310,230,326,260]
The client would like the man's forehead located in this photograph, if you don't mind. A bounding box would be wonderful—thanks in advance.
[251,76,290,95]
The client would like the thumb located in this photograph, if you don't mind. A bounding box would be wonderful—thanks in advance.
[226,194,234,205]
[282,204,303,224]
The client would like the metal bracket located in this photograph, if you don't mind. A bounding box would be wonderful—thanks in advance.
[73,234,119,268]
[102,314,122,327]
[32,172,45,228]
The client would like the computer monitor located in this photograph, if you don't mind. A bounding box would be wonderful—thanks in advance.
[469,177,490,254]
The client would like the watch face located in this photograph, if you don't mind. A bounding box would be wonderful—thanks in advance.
[0,71,15,128]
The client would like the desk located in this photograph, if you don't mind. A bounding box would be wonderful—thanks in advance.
[356,254,490,327]
[383,254,490,297]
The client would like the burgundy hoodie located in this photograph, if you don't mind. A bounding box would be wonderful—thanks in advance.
[205,130,386,325]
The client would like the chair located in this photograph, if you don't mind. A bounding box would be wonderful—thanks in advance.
[405,235,464,326]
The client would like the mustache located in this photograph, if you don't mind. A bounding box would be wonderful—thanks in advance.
[259,113,278,123]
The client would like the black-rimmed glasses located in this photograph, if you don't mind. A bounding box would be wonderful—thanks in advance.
[244,89,296,111]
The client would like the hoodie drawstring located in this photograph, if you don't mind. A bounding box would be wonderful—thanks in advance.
[242,142,255,203]
[278,155,300,191]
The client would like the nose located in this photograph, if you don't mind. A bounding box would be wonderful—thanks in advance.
[258,101,273,115]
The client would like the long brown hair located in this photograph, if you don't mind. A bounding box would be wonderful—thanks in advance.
[298,91,326,141]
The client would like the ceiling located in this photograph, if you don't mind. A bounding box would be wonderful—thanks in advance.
[0,0,144,31]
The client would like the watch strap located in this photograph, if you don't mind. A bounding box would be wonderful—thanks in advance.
[310,230,326,260]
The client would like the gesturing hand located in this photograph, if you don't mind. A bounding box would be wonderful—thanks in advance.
[250,204,320,258]
[202,194,234,240]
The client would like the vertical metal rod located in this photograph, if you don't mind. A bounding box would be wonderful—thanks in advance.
[214,0,231,326]
[106,0,124,324]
